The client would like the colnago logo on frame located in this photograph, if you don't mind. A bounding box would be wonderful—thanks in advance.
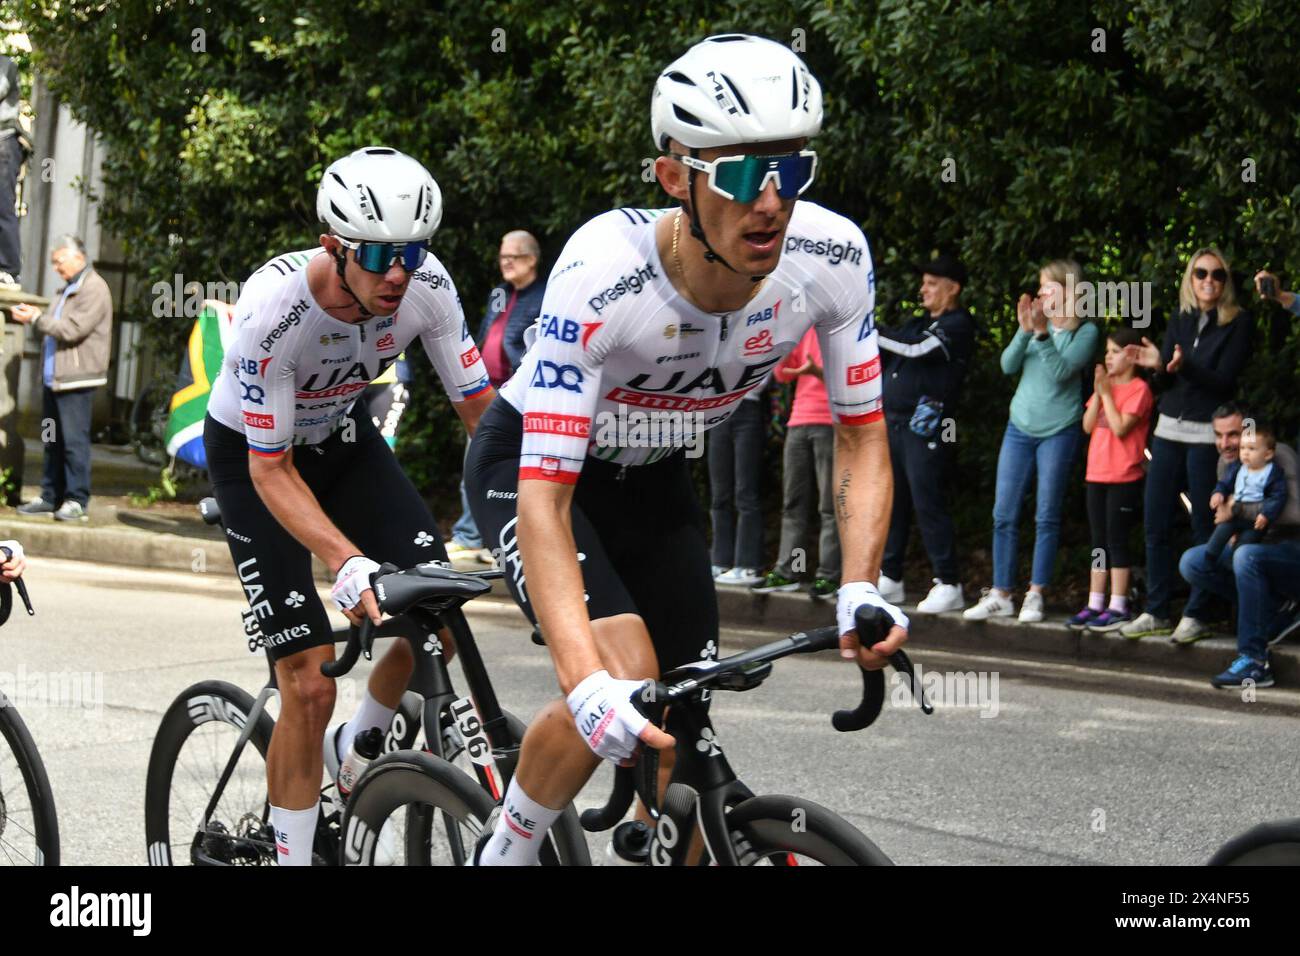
[50,886,152,936]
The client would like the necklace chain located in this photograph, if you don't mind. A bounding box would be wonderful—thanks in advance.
[672,210,763,313]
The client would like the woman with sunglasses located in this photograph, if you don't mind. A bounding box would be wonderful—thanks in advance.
[1119,247,1255,641]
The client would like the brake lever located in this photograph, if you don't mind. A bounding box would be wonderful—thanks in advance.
[888,649,933,714]
[832,605,933,731]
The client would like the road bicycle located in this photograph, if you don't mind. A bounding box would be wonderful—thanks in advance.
[142,498,590,865]
[338,585,933,866]
[0,551,58,865]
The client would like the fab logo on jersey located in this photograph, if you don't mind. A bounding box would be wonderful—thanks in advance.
[530,361,584,392]
[238,356,273,378]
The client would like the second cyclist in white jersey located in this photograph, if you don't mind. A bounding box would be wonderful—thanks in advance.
[205,147,494,865]
[466,35,908,865]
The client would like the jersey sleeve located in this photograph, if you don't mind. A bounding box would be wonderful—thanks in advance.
[517,257,609,485]
[813,226,884,426]
[414,270,492,403]
[233,281,301,457]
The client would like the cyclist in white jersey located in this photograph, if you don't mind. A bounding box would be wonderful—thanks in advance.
[204,147,494,865]
[465,35,907,865]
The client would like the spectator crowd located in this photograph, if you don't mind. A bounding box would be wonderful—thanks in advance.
[709,249,1300,692]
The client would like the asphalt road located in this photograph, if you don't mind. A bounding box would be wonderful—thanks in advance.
[3,557,1297,865]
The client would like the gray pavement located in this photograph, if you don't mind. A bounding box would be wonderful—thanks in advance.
[3,557,1297,865]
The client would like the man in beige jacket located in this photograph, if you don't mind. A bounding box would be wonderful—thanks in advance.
[10,235,113,521]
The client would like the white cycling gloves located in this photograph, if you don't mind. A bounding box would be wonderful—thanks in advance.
[836,580,909,645]
[566,669,651,764]
[331,555,381,612]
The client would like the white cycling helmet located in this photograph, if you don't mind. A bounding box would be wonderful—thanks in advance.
[651,34,823,151]
[316,146,442,243]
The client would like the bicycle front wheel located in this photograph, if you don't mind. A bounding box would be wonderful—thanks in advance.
[1208,818,1300,865]
[341,750,495,865]
[725,794,893,866]
[144,680,276,866]
[0,703,59,865]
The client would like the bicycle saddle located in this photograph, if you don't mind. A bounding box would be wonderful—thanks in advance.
[374,562,492,616]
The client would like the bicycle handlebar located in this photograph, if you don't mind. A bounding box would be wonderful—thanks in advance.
[580,606,933,831]
[0,545,34,628]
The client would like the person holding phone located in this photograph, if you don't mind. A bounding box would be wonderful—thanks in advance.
[1253,270,1300,316]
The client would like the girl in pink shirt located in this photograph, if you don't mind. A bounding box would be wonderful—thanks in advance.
[1069,326,1153,631]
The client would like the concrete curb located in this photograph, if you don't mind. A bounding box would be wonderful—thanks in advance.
[6,515,1296,690]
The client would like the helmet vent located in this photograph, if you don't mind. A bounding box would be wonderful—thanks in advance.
[329,201,351,224]
[415,184,426,217]
[364,147,396,155]
[365,186,384,221]
[330,172,347,188]
[720,74,749,114]
[790,68,798,108]
[710,34,747,43]
[673,105,704,127]
[665,71,695,86]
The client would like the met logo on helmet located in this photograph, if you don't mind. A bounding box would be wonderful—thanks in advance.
[530,361,584,392]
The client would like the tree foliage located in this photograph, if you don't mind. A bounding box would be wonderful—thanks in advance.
[14,0,1300,567]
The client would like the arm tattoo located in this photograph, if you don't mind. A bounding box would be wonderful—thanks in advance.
[836,468,852,521]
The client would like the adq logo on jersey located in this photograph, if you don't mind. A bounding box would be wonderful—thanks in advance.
[240,381,266,405]
[530,361,584,392]
[742,329,774,356]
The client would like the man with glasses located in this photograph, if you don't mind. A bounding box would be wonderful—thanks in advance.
[203,146,494,865]
[464,34,906,865]
[11,235,114,522]
[446,230,547,567]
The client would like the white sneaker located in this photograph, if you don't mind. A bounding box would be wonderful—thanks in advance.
[877,574,905,604]
[916,579,965,614]
[962,588,1015,621]
[711,565,728,579]
[716,567,763,586]
[1018,591,1045,623]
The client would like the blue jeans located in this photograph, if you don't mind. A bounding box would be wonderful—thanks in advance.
[1179,540,1300,661]
[1143,436,1219,618]
[451,477,482,548]
[992,422,1081,591]
[709,398,767,569]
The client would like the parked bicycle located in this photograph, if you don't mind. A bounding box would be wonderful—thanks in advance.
[0,548,57,866]
[142,498,589,866]
[339,598,933,866]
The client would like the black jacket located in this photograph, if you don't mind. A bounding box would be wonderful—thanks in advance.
[878,307,975,420]
[1151,307,1254,424]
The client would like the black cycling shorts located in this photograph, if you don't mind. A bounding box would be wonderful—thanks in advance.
[465,397,719,673]
[204,411,449,661]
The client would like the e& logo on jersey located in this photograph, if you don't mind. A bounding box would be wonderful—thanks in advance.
[530,361,584,392]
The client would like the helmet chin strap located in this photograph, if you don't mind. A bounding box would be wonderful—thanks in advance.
[332,250,374,320]
[684,148,765,283]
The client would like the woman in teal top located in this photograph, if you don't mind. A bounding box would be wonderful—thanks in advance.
[964,259,1099,623]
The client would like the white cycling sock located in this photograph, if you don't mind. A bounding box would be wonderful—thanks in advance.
[479,779,561,866]
[271,802,319,867]
[337,690,396,760]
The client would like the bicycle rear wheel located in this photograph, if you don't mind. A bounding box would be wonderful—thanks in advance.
[341,750,495,865]
[144,680,277,865]
[724,794,893,866]
[0,703,59,865]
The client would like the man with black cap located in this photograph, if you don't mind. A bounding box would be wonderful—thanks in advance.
[875,253,975,613]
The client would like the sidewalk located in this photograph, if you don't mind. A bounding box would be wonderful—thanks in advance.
[8,439,1297,706]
